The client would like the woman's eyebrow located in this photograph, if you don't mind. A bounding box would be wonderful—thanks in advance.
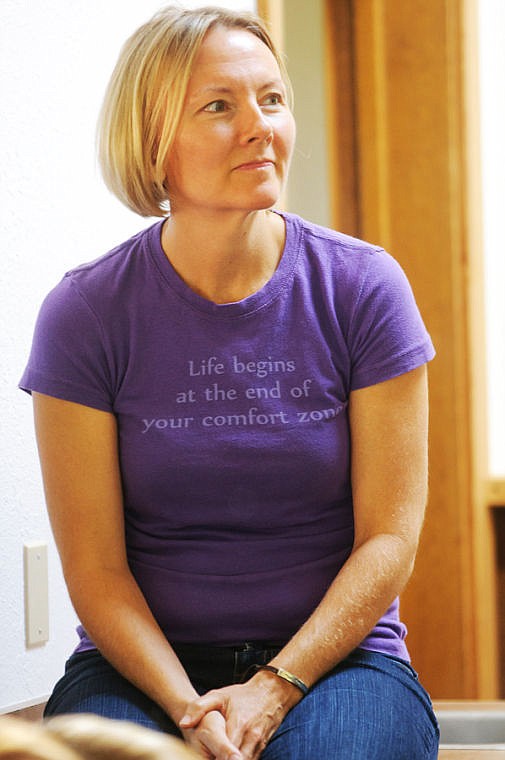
[193,85,234,99]
[190,78,285,103]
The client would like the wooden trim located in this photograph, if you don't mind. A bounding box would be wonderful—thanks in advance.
[463,0,499,697]
[488,480,505,506]
[434,700,505,711]
[6,703,46,721]
[276,0,498,699]
[352,0,392,249]
[256,0,287,210]
[256,0,284,51]
[350,0,483,698]
[323,0,359,235]
[439,751,505,759]
[443,0,480,700]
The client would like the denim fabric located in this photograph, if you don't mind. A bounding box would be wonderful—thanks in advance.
[264,649,439,759]
[44,646,439,759]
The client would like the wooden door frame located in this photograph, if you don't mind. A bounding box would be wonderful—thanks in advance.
[259,0,497,698]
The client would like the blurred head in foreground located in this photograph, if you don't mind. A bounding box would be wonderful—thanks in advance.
[0,714,198,760]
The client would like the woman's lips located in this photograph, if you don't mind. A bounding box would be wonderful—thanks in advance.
[234,160,274,171]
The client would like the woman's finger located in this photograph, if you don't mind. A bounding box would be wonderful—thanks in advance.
[179,693,227,729]
[182,710,242,760]
[235,721,272,760]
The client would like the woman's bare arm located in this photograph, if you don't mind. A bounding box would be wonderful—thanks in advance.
[33,392,241,760]
[269,363,429,685]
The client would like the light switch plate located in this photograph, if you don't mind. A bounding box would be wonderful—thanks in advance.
[24,542,49,646]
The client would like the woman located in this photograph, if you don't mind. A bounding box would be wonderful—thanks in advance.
[20,6,439,759]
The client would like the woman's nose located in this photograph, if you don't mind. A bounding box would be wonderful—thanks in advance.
[238,103,273,144]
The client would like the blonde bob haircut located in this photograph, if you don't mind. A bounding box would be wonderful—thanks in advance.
[0,714,198,760]
[97,5,292,218]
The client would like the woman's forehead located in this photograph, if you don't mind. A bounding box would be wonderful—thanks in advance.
[186,26,282,97]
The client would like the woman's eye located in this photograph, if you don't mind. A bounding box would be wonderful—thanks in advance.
[203,100,227,113]
[263,93,283,106]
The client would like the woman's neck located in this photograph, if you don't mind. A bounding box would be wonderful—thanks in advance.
[160,209,285,304]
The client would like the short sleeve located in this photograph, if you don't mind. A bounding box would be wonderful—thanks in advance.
[19,275,115,412]
[348,250,435,390]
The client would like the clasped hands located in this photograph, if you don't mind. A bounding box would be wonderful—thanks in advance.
[178,673,302,760]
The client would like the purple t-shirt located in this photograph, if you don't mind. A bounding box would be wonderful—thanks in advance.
[20,212,434,660]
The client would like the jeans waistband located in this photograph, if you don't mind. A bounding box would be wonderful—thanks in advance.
[170,641,286,689]
[171,640,286,655]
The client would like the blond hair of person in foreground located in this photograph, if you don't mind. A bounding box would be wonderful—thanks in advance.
[0,714,198,760]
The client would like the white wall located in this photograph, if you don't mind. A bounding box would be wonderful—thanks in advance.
[478,0,505,477]
[0,0,253,713]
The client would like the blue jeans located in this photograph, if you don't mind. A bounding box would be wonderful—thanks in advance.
[44,644,439,759]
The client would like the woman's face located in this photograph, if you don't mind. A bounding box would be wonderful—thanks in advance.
[165,25,296,216]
